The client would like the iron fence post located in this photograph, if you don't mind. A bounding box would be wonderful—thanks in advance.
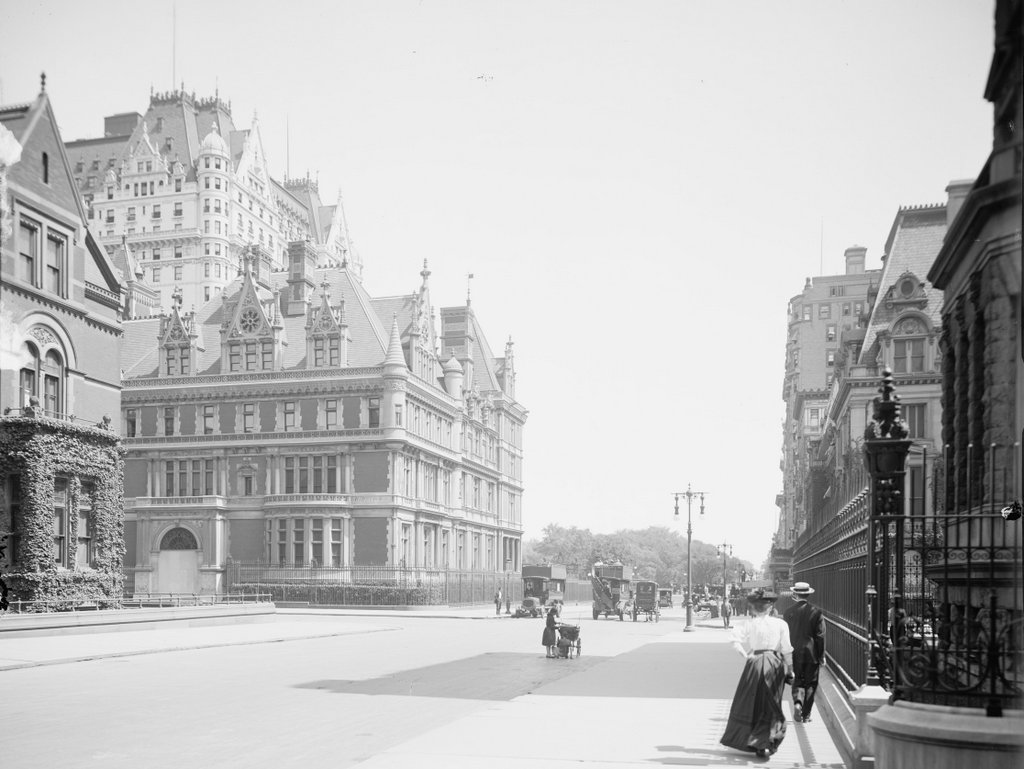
[863,368,911,694]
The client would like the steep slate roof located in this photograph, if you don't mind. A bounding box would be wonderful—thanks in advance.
[120,262,397,379]
[467,311,503,392]
[121,317,162,376]
[857,204,948,366]
[66,92,239,189]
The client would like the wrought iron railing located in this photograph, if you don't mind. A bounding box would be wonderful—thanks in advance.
[877,443,1022,715]
[4,592,272,613]
[225,561,523,607]
[793,482,870,688]
[794,439,1022,714]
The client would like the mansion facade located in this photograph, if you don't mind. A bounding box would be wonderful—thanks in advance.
[120,246,526,595]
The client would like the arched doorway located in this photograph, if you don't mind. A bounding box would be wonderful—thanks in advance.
[157,527,199,594]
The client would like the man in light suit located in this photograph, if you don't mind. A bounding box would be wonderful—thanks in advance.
[783,581,825,722]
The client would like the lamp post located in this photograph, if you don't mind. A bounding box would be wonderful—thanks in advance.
[716,542,732,600]
[673,484,708,632]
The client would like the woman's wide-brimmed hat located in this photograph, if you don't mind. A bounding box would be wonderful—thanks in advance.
[792,581,815,595]
[747,588,778,603]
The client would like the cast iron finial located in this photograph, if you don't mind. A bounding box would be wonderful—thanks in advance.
[40,72,46,94]
[865,367,909,441]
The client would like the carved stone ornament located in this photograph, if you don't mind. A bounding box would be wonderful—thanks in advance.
[893,317,924,336]
[386,380,406,391]
[29,326,58,348]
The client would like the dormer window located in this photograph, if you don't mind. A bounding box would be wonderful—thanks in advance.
[894,339,924,373]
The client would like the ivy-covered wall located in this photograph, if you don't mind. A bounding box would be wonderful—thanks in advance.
[0,417,125,608]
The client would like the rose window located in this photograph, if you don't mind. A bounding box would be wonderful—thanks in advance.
[240,308,260,333]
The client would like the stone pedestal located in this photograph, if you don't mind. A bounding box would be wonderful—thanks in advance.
[868,701,1024,769]
[850,684,889,767]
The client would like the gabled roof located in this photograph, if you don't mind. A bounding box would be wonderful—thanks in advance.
[1,89,123,298]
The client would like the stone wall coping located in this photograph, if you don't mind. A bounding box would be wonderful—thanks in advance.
[868,701,1024,747]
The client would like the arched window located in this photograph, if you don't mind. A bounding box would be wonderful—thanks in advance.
[160,527,198,550]
[891,316,928,374]
[19,335,66,417]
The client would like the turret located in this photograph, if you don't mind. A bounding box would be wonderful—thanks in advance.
[382,315,408,429]
[442,349,464,398]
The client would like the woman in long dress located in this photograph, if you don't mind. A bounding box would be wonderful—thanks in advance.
[541,606,558,658]
[720,589,794,759]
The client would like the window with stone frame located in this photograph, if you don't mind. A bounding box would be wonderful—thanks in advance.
[52,477,69,566]
[243,403,256,433]
[902,403,926,439]
[18,216,40,285]
[331,520,343,566]
[893,337,925,373]
[76,482,94,568]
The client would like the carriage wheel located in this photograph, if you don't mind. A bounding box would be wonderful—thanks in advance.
[592,608,600,620]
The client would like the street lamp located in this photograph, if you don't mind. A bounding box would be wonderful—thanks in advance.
[716,542,732,600]
[673,484,708,632]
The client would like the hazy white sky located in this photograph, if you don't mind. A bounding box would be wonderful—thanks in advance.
[1,1,995,566]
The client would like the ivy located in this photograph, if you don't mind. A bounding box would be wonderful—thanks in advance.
[0,417,125,610]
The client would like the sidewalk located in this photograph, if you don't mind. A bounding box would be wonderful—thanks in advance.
[0,608,850,768]
[357,620,848,769]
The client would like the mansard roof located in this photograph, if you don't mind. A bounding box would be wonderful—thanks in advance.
[858,204,948,366]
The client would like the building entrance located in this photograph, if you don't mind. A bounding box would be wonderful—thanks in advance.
[157,527,199,594]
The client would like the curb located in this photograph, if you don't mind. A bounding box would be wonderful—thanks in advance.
[0,625,399,672]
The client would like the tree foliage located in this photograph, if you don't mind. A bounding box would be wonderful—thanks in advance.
[523,525,756,593]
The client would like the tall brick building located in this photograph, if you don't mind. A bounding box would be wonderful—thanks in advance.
[0,82,126,605]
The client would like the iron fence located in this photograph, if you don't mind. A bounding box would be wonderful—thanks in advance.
[793,472,870,689]
[796,440,1023,715]
[4,592,272,613]
[226,561,523,607]
[877,443,1022,715]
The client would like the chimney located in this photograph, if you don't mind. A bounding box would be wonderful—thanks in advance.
[945,179,974,227]
[844,246,867,275]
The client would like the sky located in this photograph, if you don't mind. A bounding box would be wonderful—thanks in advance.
[0,0,996,568]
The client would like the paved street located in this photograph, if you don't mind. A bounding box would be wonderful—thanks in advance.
[0,605,846,768]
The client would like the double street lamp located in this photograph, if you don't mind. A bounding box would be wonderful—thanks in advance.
[716,541,733,600]
[673,484,708,632]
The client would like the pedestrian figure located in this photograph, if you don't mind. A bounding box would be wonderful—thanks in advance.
[783,581,825,723]
[494,589,502,615]
[542,605,559,658]
[721,588,794,759]
[505,594,511,615]
[722,598,733,629]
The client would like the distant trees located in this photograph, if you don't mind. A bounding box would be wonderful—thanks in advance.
[522,524,754,594]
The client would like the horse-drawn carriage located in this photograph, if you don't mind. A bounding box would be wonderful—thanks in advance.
[632,580,660,622]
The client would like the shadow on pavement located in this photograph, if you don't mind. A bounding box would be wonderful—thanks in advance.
[295,651,606,701]
[536,642,741,699]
